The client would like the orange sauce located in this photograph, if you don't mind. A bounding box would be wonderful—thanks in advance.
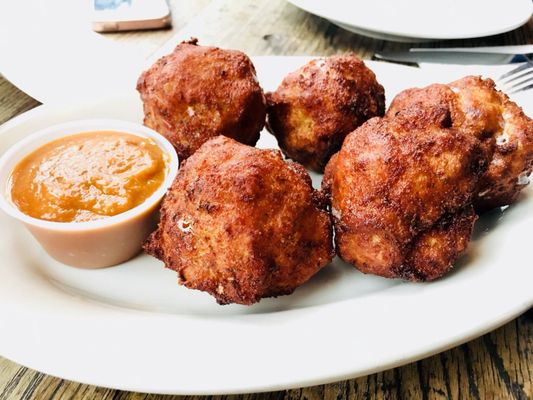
[10,131,166,222]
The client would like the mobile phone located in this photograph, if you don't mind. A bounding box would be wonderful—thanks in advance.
[92,0,172,32]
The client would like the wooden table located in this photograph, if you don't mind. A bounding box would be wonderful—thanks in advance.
[0,1,532,399]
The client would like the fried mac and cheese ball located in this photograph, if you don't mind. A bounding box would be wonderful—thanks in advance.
[137,39,266,162]
[388,76,533,211]
[323,111,487,281]
[266,55,385,172]
[144,136,334,305]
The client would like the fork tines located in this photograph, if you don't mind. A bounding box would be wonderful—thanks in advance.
[497,59,533,94]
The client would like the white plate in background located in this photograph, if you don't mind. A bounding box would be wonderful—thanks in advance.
[0,0,145,104]
[287,0,533,41]
[0,57,532,395]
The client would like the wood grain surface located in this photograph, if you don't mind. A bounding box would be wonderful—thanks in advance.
[0,1,532,399]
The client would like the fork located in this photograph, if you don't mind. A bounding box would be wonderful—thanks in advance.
[497,57,533,94]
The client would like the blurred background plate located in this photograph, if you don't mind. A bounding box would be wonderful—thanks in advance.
[0,0,145,104]
[287,0,533,41]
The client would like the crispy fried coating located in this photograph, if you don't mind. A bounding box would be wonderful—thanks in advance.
[144,136,334,305]
[266,55,385,172]
[137,39,266,162]
[322,115,486,281]
[388,76,533,211]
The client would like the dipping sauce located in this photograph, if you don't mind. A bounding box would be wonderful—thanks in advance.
[10,131,167,222]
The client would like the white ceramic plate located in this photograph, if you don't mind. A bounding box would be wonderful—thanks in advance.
[287,0,533,41]
[0,0,145,104]
[0,57,532,395]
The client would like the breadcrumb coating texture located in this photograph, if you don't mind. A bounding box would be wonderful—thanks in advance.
[323,114,487,281]
[267,55,385,172]
[145,136,334,304]
[137,39,266,163]
[388,76,533,211]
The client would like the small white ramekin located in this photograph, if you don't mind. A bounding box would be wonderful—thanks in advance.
[0,119,178,268]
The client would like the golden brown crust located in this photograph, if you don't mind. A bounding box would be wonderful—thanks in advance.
[322,116,486,281]
[144,136,334,305]
[137,39,266,162]
[266,55,385,172]
[388,76,533,211]
[399,207,477,281]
